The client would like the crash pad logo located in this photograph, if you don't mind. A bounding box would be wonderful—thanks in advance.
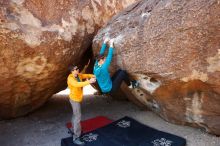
[152,138,173,146]
[116,120,131,128]
[82,133,98,142]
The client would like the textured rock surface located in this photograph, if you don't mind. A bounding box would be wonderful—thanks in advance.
[0,0,138,119]
[93,0,220,135]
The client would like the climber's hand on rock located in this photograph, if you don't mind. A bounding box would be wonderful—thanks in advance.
[104,37,110,44]
[110,39,114,48]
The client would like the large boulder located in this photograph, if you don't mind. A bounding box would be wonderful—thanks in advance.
[93,0,220,135]
[0,0,138,119]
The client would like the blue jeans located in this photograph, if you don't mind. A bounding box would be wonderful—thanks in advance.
[109,69,131,95]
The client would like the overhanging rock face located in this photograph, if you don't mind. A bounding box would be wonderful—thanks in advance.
[0,0,138,119]
[93,0,220,135]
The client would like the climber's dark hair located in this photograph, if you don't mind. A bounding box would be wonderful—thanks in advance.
[95,54,105,62]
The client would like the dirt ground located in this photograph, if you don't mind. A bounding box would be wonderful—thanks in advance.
[0,94,219,146]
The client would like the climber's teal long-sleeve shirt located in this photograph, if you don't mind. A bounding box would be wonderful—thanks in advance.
[93,43,114,93]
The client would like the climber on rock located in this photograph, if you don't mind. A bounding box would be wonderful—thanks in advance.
[93,37,138,97]
[67,65,96,145]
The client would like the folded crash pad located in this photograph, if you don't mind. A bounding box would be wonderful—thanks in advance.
[66,116,113,134]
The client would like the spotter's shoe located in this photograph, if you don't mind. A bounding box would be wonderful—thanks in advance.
[73,138,85,145]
